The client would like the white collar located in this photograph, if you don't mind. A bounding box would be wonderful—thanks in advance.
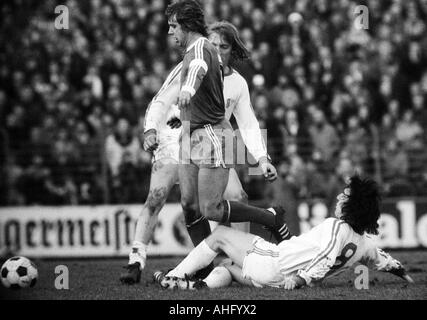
[186,37,206,53]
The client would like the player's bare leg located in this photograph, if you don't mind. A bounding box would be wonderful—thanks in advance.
[198,167,230,222]
[223,168,249,233]
[135,161,179,245]
[179,163,212,246]
[179,162,215,279]
[120,159,178,284]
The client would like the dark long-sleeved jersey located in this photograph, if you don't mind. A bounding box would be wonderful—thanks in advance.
[180,37,225,132]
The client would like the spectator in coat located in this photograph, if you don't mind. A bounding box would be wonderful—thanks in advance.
[308,108,340,163]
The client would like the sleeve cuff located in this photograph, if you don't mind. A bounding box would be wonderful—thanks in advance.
[181,85,196,97]
[257,154,272,163]
[257,155,268,164]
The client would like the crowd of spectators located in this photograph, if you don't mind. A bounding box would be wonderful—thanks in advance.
[1,0,427,206]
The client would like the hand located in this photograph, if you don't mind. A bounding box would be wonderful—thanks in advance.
[284,276,297,290]
[259,156,278,182]
[284,275,306,290]
[167,116,182,129]
[143,129,158,152]
[178,90,192,109]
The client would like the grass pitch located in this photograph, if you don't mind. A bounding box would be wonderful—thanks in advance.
[1,251,426,300]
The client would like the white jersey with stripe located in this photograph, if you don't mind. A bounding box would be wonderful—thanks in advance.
[223,69,267,162]
[277,218,404,285]
[143,62,182,146]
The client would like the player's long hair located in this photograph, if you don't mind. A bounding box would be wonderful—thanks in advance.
[340,175,381,235]
[165,0,208,37]
[209,21,250,66]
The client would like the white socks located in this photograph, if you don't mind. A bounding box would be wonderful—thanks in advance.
[167,240,218,278]
[129,241,147,268]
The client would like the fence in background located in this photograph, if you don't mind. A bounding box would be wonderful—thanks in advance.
[1,125,427,206]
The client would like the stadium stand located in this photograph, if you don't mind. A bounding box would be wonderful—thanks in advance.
[0,0,426,206]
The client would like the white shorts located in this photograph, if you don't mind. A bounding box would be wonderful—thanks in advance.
[153,142,180,164]
[242,236,286,288]
[152,129,181,164]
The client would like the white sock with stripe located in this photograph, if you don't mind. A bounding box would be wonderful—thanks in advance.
[267,208,276,215]
[268,207,291,240]
[167,240,218,278]
[129,241,147,267]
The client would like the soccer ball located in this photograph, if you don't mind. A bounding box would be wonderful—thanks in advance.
[1,256,38,289]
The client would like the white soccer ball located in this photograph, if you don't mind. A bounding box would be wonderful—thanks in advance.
[1,256,38,289]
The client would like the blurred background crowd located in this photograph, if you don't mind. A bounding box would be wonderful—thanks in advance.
[1,0,427,211]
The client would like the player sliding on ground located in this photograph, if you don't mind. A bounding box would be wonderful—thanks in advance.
[120,15,289,284]
[154,175,414,290]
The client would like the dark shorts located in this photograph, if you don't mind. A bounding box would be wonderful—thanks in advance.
[180,119,235,168]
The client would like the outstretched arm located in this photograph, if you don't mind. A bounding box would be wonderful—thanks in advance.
[143,101,164,152]
[143,65,181,151]
[361,247,414,283]
[232,79,276,181]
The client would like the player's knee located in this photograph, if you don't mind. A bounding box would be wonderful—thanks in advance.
[212,225,230,242]
[235,190,248,203]
[181,198,198,212]
[208,226,228,250]
[144,189,168,214]
[181,198,199,221]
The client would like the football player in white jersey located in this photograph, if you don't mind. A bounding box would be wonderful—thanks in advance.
[120,21,286,284]
[154,175,414,290]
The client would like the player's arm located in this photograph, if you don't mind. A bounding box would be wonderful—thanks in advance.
[232,80,277,181]
[143,75,180,151]
[179,39,211,108]
[292,219,347,289]
[360,246,414,283]
[143,101,163,152]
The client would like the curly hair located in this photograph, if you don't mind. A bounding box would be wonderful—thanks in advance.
[209,21,250,66]
[340,175,381,235]
[165,0,208,37]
